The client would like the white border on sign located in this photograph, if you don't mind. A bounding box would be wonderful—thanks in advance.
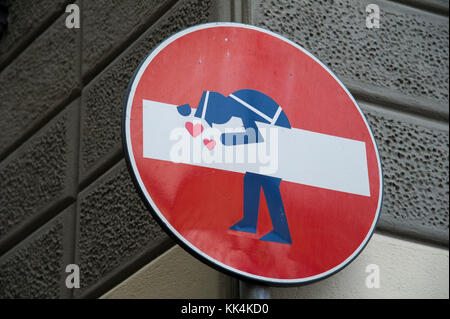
[123,22,383,284]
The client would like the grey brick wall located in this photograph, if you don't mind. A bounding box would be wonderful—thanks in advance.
[0,205,74,299]
[0,0,71,68]
[82,0,176,80]
[0,13,80,158]
[0,0,213,299]
[0,0,447,298]
[0,99,79,255]
[75,160,170,297]
[363,104,449,244]
[254,0,449,107]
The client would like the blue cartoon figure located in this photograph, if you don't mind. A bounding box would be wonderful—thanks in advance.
[177,89,292,244]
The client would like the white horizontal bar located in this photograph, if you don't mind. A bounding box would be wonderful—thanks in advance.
[142,100,370,196]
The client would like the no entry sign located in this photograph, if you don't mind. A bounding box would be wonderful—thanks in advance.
[123,23,382,284]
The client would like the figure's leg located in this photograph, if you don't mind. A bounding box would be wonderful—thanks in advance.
[259,177,292,244]
[229,172,261,233]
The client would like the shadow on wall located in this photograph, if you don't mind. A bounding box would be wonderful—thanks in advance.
[0,0,7,40]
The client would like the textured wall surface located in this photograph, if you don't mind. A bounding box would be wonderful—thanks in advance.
[82,0,175,78]
[254,0,449,110]
[0,100,78,254]
[0,0,69,67]
[363,105,449,243]
[0,0,213,299]
[0,0,447,299]
[76,160,168,296]
[0,206,74,299]
[0,14,80,158]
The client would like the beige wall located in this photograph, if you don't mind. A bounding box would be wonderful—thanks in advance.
[270,233,449,299]
[102,232,448,299]
[101,245,237,299]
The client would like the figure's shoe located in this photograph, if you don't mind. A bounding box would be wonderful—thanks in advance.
[229,220,257,233]
[259,230,292,244]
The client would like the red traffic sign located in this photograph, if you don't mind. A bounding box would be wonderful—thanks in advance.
[123,23,382,284]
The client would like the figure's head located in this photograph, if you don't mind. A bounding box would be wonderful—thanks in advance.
[177,104,192,116]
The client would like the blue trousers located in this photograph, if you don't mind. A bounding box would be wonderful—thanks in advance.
[230,172,292,244]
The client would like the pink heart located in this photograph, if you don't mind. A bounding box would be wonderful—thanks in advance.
[203,139,216,150]
[185,122,203,137]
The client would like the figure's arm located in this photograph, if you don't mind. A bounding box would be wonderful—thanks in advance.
[193,91,209,120]
[221,118,264,145]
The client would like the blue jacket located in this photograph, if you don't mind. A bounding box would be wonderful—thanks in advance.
[194,89,291,145]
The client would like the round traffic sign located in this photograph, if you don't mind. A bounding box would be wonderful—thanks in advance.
[123,23,382,284]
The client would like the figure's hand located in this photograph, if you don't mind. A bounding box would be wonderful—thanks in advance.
[221,128,263,145]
